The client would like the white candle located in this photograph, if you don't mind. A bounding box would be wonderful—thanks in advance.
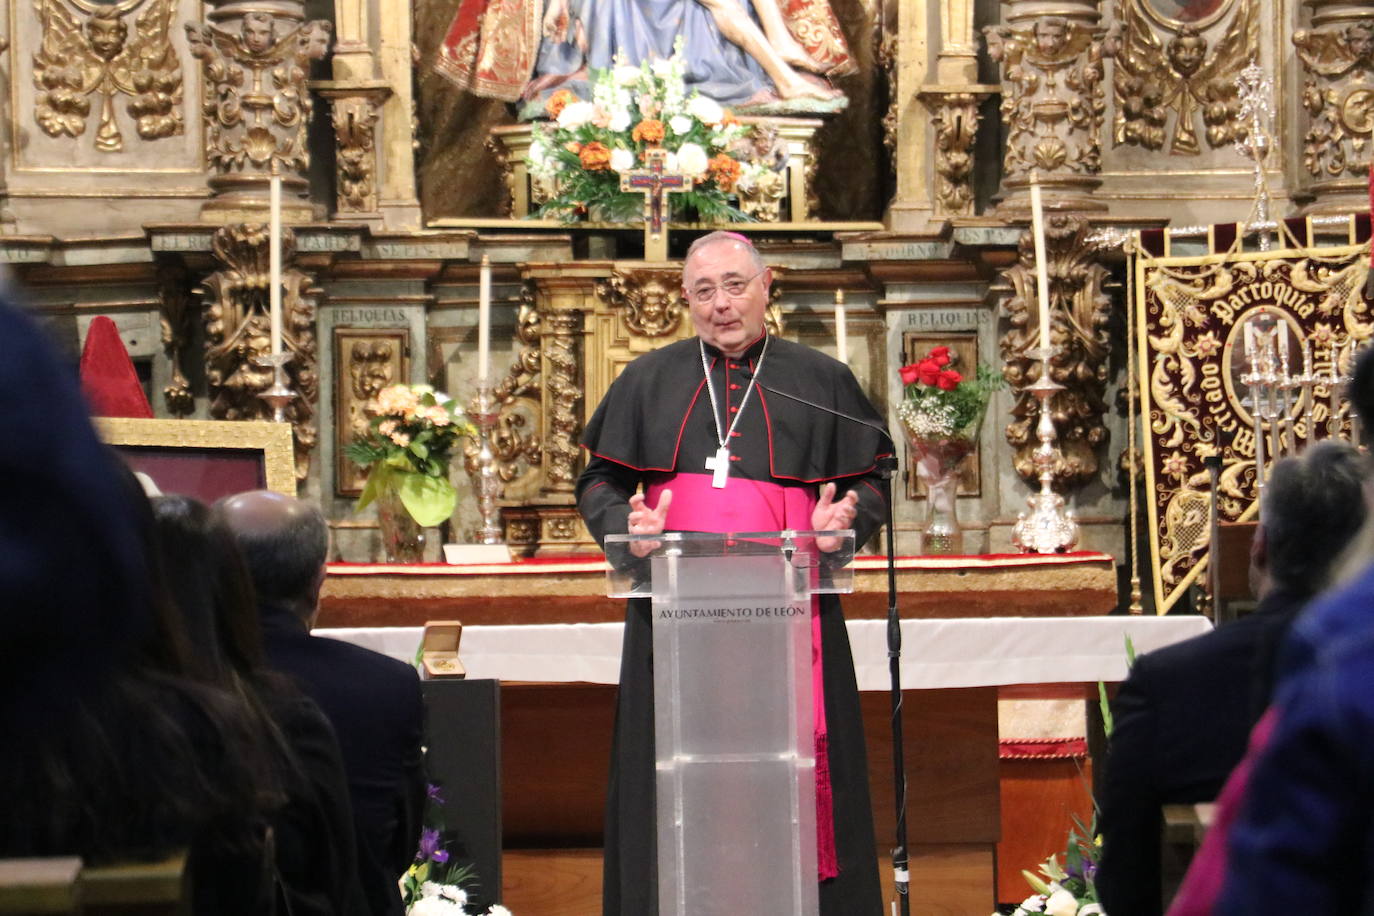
[477,255,491,386]
[1029,172,1052,355]
[834,289,847,365]
[269,175,283,357]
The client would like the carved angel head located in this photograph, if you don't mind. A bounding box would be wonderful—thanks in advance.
[1167,25,1208,77]
[1345,23,1374,67]
[241,12,276,55]
[85,8,128,61]
[1032,17,1069,57]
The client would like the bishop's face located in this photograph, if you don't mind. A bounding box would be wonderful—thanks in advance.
[683,239,771,357]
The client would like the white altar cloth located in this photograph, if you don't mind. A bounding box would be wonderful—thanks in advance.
[317,616,1211,691]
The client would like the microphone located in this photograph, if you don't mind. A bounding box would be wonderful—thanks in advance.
[739,367,898,453]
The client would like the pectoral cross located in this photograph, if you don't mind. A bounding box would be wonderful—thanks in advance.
[704,446,730,489]
[620,148,688,262]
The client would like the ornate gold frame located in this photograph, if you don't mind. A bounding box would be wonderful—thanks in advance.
[96,417,297,496]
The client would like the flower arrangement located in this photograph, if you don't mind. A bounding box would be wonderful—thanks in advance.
[401,784,513,916]
[525,43,754,225]
[345,384,477,527]
[897,345,1003,453]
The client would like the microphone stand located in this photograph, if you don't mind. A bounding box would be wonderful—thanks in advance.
[753,379,910,916]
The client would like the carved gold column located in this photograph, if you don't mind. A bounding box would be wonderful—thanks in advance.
[197,223,319,479]
[315,85,392,220]
[917,88,999,218]
[185,2,333,222]
[375,0,423,229]
[1294,2,1374,215]
[996,214,1111,491]
[985,1,1114,215]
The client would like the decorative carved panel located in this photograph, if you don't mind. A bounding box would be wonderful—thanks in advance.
[918,90,993,217]
[334,328,409,496]
[33,0,184,153]
[185,7,332,218]
[1293,16,1374,212]
[157,261,195,416]
[596,269,686,338]
[997,215,1112,490]
[198,222,318,479]
[320,89,389,216]
[985,16,1116,211]
[1113,0,1258,155]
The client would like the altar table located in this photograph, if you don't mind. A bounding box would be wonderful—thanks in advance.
[320,614,1210,915]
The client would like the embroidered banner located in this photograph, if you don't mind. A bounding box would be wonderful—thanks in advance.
[1135,220,1372,612]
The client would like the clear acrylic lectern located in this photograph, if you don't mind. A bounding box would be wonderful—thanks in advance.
[605,530,855,916]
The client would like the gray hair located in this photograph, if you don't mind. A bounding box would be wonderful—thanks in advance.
[213,498,328,614]
[1262,439,1368,595]
[684,231,765,274]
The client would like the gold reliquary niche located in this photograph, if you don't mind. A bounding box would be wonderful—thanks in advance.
[334,328,410,497]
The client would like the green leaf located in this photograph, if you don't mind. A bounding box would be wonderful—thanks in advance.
[355,463,393,513]
[410,440,430,460]
[398,472,457,527]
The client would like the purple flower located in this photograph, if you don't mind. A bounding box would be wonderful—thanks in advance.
[432,848,450,865]
[418,828,442,861]
[427,784,445,805]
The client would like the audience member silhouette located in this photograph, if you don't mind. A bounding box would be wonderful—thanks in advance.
[0,301,267,902]
[1098,439,1368,916]
[216,489,425,916]
[151,494,369,916]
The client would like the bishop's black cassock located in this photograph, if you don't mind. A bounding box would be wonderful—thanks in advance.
[577,333,889,916]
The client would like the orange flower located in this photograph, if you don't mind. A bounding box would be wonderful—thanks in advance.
[632,119,665,144]
[578,141,613,171]
[720,109,740,127]
[546,89,576,119]
[707,154,741,192]
[564,141,582,154]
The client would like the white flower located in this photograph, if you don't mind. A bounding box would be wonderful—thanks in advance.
[528,139,547,165]
[1043,888,1080,916]
[676,142,708,177]
[686,95,724,124]
[613,63,642,87]
[419,881,443,898]
[1018,894,1047,913]
[557,100,596,129]
[486,907,514,916]
[669,114,693,136]
[608,107,632,132]
[407,897,463,916]
[649,57,675,79]
[610,147,635,172]
[438,884,468,906]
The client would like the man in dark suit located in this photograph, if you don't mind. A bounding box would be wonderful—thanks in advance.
[216,490,425,916]
[1095,439,1368,916]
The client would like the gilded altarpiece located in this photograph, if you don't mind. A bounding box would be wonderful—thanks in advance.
[1136,230,1370,612]
[10,0,207,229]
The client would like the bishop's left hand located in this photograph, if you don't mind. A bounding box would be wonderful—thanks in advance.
[812,482,858,553]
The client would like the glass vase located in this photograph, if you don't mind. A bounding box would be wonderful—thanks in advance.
[376,485,428,564]
[903,422,981,557]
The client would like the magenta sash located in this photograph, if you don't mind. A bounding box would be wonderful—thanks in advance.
[645,472,840,880]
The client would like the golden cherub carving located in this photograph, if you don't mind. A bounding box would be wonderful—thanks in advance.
[1112,0,1259,155]
[33,0,183,152]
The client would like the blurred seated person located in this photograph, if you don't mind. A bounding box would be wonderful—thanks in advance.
[215,490,425,916]
[0,301,270,904]
[151,494,368,916]
[1096,439,1368,916]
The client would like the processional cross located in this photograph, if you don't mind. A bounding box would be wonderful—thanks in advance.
[620,147,688,262]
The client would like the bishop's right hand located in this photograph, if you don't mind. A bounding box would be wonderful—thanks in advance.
[627,489,672,558]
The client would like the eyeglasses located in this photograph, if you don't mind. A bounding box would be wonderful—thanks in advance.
[687,269,765,306]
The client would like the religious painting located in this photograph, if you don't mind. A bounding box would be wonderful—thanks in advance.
[97,417,296,502]
[334,328,410,496]
[1144,0,1233,28]
[901,331,981,501]
[1135,235,1369,613]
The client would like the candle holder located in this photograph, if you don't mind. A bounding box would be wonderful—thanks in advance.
[468,383,504,545]
[1012,349,1079,554]
[254,351,296,423]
